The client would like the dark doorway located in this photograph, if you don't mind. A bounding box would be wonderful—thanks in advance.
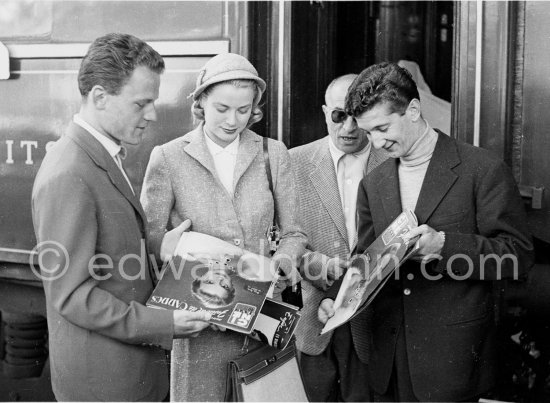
[285,1,454,148]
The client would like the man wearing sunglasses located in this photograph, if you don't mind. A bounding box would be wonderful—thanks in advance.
[319,62,534,401]
[290,74,387,401]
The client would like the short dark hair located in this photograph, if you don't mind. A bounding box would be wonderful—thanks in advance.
[345,62,419,117]
[78,33,165,97]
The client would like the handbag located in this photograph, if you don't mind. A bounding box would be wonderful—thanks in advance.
[224,337,309,402]
[262,137,303,309]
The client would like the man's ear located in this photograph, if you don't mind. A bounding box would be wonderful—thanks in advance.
[407,99,422,122]
[90,85,108,110]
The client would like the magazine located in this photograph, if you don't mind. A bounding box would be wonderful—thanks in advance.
[249,298,301,350]
[174,230,243,261]
[146,231,301,345]
[147,254,274,334]
[320,210,420,334]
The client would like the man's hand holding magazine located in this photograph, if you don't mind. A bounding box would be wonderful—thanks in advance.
[318,299,336,324]
[147,228,302,349]
[404,224,445,262]
[317,210,421,331]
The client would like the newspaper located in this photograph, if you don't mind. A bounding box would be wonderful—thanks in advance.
[320,210,420,334]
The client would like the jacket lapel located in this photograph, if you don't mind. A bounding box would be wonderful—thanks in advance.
[181,124,218,179]
[233,129,261,188]
[374,157,402,226]
[366,146,389,175]
[414,131,460,224]
[309,140,348,245]
[67,123,148,228]
[182,126,260,196]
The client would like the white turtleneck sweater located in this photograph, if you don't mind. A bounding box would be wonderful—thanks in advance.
[398,124,438,212]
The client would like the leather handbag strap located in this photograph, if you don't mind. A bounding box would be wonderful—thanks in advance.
[262,136,276,226]
[236,344,296,380]
[262,138,303,309]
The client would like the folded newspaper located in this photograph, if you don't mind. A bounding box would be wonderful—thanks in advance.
[146,232,300,348]
[320,210,420,334]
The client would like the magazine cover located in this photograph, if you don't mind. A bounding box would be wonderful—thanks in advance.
[147,254,274,334]
[250,298,302,350]
[321,210,420,334]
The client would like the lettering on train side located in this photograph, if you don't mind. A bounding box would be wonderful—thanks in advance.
[2,140,56,165]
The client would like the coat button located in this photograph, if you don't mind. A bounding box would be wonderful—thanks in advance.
[403,288,411,296]
[233,239,241,246]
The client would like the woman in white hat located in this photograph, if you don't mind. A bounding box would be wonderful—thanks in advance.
[140,53,307,401]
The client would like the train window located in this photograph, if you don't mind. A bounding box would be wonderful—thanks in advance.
[49,1,223,42]
[0,2,53,39]
[0,1,223,43]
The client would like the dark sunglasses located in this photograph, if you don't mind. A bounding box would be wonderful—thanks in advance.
[329,108,353,124]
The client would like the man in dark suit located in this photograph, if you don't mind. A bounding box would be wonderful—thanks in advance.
[31,33,211,401]
[319,62,534,402]
[290,74,387,401]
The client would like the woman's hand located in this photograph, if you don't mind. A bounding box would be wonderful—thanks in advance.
[175,231,243,260]
[160,219,192,261]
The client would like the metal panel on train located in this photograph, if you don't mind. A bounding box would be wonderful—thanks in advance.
[0,1,230,265]
[519,1,550,243]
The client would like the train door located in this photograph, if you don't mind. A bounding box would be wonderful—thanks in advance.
[453,2,550,400]
[276,1,454,148]
[516,2,550,246]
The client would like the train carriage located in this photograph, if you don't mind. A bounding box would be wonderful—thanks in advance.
[0,1,548,400]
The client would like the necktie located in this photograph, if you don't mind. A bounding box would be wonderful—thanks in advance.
[118,145,127,160]
[115,146,135,195]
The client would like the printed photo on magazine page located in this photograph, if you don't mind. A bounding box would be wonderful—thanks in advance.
[321,210,420,334]
[147,254,274,334]
[249,298,302,349]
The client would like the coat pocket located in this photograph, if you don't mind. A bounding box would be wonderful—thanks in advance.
[429,209,468,230]
[445,307,490,328]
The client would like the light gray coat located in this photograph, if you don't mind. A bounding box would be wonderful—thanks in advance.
[140,124,306,401]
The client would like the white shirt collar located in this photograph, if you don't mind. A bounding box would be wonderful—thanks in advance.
[204,131,240,156]
[327,135,371,172]
[328,136,346,172]
[73,114,122,158]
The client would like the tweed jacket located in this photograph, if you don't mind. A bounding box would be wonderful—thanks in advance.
[335,131,534,401]
[290,136,387,355]
[31,123,174,402]
[141,124,306,264]
[140,125,307,401]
